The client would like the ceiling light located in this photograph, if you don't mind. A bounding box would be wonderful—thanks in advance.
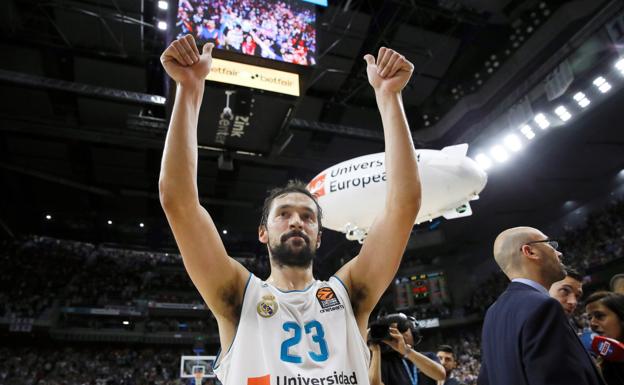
[615,58,624,74]
[520,124,535,140]
[504,134,523,152]
[573,92,590,108]
[554,106,571,122]
[534,113,550,129]
[157,21,167,30]
[45,214,52,220]
[158,1,169,10]
[475,154,492,170]
[490,145,509,162]
[107,220,113,225]
[593,76,606,87]
[222,229,228,235]
[598,83,611,93]
[139,223,145,228]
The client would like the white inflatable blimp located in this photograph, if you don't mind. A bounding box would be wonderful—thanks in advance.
[307,144,487,242]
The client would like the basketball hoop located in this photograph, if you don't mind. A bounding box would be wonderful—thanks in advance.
[193,370,204,385]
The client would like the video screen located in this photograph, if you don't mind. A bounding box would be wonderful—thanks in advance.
[176,0,317,66]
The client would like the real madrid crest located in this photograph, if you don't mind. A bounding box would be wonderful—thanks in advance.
[257,294,278,318]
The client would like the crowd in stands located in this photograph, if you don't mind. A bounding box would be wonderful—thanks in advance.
[0,236,270,320]
[441,328,482,385]
[177,0,316,65]
[561,199,624,270]
[0,346,189,385]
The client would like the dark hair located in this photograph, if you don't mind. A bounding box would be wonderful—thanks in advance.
[260,180,323,230]
[585,291,624,337]
[565,267,583,282]
[437,345,456,358]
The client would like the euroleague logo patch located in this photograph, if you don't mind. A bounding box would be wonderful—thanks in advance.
[307,173,326,198]
[257,294,278,318]
[316,287,343,313]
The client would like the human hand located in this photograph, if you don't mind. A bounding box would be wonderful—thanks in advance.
[363,47,414,94]
[383,325,411,356]
[160,35,214,86]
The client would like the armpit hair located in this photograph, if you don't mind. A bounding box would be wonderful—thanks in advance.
[349,282,368,316]
[218,282,243,322]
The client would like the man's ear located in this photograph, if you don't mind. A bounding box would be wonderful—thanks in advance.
[316,230,322,249]
[258,225,268,244]
[521,244,539,261]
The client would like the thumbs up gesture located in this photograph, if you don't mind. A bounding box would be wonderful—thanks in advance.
[364,47,414,94]
[160,34,214,85]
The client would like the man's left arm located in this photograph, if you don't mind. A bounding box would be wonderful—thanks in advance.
[335,48,421,326]
[383,326,446,381]
[523,298,603,385]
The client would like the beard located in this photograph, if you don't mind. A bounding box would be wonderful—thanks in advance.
[269,230,316,268]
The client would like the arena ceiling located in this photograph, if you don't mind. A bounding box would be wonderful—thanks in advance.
[0,0,623,268]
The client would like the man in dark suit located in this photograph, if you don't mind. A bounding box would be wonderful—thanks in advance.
[477,226,604,385]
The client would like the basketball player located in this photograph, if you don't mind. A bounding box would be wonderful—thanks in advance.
[159,34,421,384]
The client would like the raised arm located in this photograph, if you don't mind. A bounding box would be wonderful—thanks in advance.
[335,47,421,327]
[158,35,249,329]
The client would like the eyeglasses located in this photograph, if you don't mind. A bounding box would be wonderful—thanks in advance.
[524,239,559,250]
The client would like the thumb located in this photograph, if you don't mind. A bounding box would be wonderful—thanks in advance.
[202,42,214,56]
[363,54,375,66]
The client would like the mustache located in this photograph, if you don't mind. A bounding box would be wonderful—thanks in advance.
[281,230,310,244]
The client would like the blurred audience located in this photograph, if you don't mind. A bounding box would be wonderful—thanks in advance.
[0,346,187,385]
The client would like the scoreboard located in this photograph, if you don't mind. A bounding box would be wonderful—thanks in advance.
[394,271,450,310]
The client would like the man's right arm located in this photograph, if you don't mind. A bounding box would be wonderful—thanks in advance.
[158,35,249,323]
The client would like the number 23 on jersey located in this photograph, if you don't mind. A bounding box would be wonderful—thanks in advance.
[280,320,329,363]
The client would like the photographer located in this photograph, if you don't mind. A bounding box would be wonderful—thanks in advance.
[369,313,446,385]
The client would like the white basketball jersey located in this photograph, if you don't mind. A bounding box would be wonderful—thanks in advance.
[213,274,371,385]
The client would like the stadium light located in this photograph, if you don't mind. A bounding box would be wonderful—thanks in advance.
[599,83,611,93]
[573,92,590,108]
[593,76,611,93]
[157,21,167,31]
[615,58,624,75]
[520,124,535,140]
[490,145,509,163]
[504,134,523,152]
[554,105,571,122]
[475,154,492,170]
[158,1,169,10]
[593,76,606,86]
[534,113,550,129]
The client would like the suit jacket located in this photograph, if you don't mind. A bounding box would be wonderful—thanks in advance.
[477,281,604,385]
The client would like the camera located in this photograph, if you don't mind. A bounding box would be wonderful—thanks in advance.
[368,313,422,345]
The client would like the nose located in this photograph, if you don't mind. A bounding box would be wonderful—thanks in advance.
[288,212,303,229]
[589,316,598,329]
